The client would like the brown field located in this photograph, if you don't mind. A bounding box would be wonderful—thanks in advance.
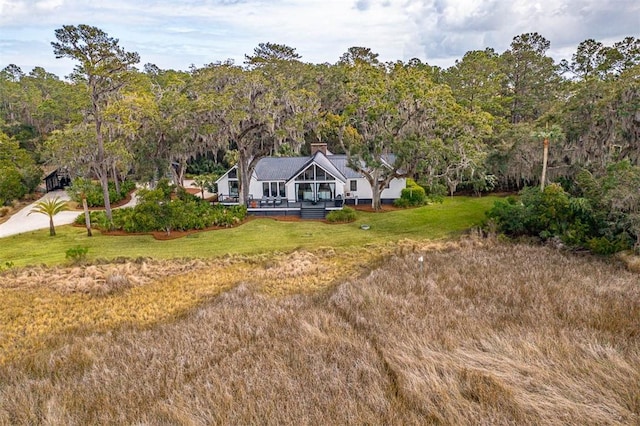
[1,240,638,425]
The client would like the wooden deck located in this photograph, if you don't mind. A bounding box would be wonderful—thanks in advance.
[217,196,344,218]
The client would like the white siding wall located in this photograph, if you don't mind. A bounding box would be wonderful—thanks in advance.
[248,179,263,200]
[345,177,405,201]
[216,174,231,196]
[347,178,371,200]
[219,165,406,203]
[383,177,406,199]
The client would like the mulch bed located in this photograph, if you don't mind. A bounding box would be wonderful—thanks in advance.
[98,222,246,241]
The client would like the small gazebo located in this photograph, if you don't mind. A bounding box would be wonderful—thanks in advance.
[44,167,71,192]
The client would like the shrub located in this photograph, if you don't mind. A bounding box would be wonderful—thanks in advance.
[587,235,631,255]
[0,133,41,205]
[0,261,14,272]
[486,196,529,236]
[487,183,634,255]
[81,198,247,233]
[417,180,446,204]
[326,207,357,223]
[393,198,410,208]
[395,179,427,208]
[0,167,26,206]
[66,247,89,264]
[75,179,137,207]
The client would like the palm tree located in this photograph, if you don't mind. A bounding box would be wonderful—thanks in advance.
[29,196,69,236]
[533,124,565,191]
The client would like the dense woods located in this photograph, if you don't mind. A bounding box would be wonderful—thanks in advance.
[1,26,639,249]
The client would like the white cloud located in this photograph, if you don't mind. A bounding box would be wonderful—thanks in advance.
[35,0,63,11]
[0,0,638,77]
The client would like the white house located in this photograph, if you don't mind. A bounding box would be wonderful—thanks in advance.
[215,144,406,218]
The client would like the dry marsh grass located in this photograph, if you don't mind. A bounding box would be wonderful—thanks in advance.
[1,241,638,425]
[0,248,379,365]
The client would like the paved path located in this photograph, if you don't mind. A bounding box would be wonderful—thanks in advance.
[0,190,138,238]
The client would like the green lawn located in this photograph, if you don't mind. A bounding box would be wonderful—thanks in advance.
[1,196,499,267]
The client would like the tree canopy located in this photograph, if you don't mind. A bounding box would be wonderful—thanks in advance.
[2,27,639,247]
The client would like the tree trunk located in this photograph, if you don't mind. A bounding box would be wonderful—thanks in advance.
[447,176,459,197]
[112,162,120,195]
[368,172,383,211]
[177,158,186,187]
[82,196,92,237]
[371,186,382,211]
[541,138,549,191]
[94,109,113,225]
[98,168,113,226]
[237,150,252,206]
[49,216,55,236]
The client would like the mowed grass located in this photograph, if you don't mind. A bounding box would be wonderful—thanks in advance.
[1,241,638,425]
[0,196,497,267]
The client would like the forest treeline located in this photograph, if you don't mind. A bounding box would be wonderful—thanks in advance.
[0,26,638,249]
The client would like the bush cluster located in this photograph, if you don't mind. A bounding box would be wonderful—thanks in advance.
[326,206,357,223]
[66,246,89,264]
[77,183,246,234]
[487,180,636,254]
[0,132,41,206]
[394,179,427,208]
[67,178,136,207]
[83,180,136,207]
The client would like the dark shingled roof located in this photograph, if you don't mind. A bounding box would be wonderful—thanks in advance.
[254,156,309,181]
[324,155,362,179]
[254,152,352,182]
[223,152,398,183]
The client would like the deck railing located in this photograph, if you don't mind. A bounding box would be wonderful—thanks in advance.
[217,194,345,209]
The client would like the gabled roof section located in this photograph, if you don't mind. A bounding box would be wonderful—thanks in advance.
[217,151,401,184]
[215,165,237,184]
[286,151,347,184]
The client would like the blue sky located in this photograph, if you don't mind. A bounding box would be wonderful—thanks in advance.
[1,0,638,78]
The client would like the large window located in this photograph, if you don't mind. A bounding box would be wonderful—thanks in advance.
[350,180,358,192]
[317,183,335,200]
[296,183,314,201]
[262,181,286,198]
[228,180,238,197]
[295,165,335,181]
[227,167,239,199]
[294,164,337,201]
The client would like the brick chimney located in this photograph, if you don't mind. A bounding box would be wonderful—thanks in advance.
[310,143,327,156]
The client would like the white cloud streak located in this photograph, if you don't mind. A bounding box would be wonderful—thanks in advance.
[0,0,638,77]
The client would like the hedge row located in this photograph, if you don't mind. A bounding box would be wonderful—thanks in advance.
[76,186,246,234]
